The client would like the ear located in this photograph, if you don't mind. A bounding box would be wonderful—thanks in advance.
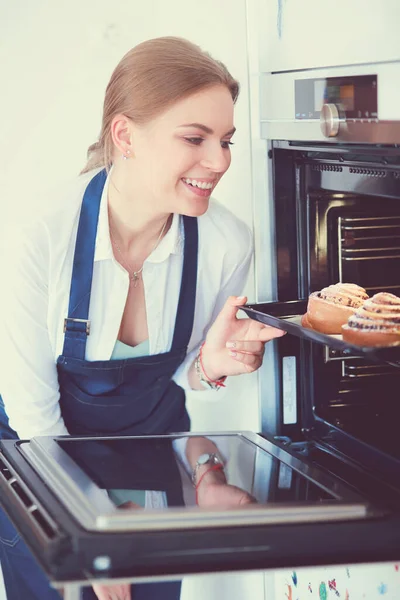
[110,114,133,158]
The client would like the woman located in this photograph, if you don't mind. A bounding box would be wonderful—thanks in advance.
[0,36,284,599]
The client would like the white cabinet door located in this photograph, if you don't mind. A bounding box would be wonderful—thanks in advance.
[258,0,400,72]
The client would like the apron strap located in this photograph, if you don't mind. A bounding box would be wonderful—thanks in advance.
[62,169,105,359]
[62,170,198,360]
[170,216,198,351]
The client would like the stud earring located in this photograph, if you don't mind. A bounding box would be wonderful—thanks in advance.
[122,150,131,160]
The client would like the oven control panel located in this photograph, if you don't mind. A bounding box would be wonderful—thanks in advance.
[295,74,378,124]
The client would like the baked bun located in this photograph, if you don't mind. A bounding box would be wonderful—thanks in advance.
[303,283,369,334]
[342,292,400,347]
[301,312,313,329]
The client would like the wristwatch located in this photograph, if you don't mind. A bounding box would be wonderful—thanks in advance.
[191,453,224,486]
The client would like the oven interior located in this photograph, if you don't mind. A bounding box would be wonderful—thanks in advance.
[270,143,400,465]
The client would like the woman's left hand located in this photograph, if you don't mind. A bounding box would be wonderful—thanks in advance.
[201,295,285,380]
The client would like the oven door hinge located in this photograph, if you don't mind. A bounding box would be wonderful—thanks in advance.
[273,435,292,446]
[273,435,311,456]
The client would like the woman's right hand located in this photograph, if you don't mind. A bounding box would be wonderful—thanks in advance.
[197,480,256,508]
[92,583,131,600]
[196,466,256,508]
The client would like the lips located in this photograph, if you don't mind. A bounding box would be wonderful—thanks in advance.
[181,178,214,197]
[181,177,215,190]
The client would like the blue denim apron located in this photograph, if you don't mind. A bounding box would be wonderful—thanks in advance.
[0,168,198,599]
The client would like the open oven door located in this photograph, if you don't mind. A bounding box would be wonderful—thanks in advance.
[0,428,399,588]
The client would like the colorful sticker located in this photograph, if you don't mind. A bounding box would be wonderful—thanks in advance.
[319,582,327,600]
[377,582,388,595]
[328,579,340,597]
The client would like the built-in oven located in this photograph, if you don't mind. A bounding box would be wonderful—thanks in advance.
[256,63,400,452]
[270,141,400,454]
[1,64,400,597]
[250,62,400,532]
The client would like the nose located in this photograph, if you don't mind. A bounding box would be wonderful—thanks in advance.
[200,142,231,173]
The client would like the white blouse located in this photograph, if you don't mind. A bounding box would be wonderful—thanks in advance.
[0,168,253,439]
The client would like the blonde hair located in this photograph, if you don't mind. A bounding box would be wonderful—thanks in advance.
[81,36,240,174]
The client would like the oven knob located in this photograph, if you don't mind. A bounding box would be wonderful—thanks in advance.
[320,103,340,137]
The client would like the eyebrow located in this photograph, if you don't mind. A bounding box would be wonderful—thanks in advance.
[178,123,236,136]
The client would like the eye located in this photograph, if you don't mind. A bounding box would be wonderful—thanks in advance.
[221,140,235,149]
[184,137,204,146]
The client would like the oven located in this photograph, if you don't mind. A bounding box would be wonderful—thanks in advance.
[256,63,400,454]
[249,61,400,512]
[1,63,400,596]
[270,142,400,456]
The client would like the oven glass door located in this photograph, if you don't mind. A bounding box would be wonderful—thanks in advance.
[17,433,370,532]
[1,432,397,584]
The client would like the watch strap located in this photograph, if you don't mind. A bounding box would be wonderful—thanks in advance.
[191,453,224,486]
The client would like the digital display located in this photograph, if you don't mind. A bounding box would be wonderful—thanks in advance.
[314,79,326,112]
[295,75,377,120]
[340,84,355,111]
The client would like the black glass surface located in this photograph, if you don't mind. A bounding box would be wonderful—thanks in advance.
[57,435,335,511]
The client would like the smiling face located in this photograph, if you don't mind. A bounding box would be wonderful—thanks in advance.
[122,85,235,217]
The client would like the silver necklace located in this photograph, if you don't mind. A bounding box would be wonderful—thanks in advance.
[110,216,169,287]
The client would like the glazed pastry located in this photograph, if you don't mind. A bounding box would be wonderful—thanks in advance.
[342,292,400,346]
[302,283,369,334]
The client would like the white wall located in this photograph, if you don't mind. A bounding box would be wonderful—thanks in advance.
[0,1,265,599]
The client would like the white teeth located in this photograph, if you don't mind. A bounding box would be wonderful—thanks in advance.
[183,178,213,190]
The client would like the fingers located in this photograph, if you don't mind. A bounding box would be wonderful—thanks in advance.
[118,501,141,510]
[226,340,264,354]
[257,325,286,342]
[219,295,248,320]
[228,349,263,373]
[226,326,285,352]
[226,330,282,374]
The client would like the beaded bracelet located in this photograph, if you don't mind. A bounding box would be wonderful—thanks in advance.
[194,342,227,390]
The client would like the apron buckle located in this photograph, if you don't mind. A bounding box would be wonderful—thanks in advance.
[63,318,91,335]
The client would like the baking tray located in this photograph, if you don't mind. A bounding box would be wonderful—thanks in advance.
[240,300,400,366]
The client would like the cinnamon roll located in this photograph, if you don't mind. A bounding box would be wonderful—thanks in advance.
[342,292,400,346]
[302,283,369,334]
